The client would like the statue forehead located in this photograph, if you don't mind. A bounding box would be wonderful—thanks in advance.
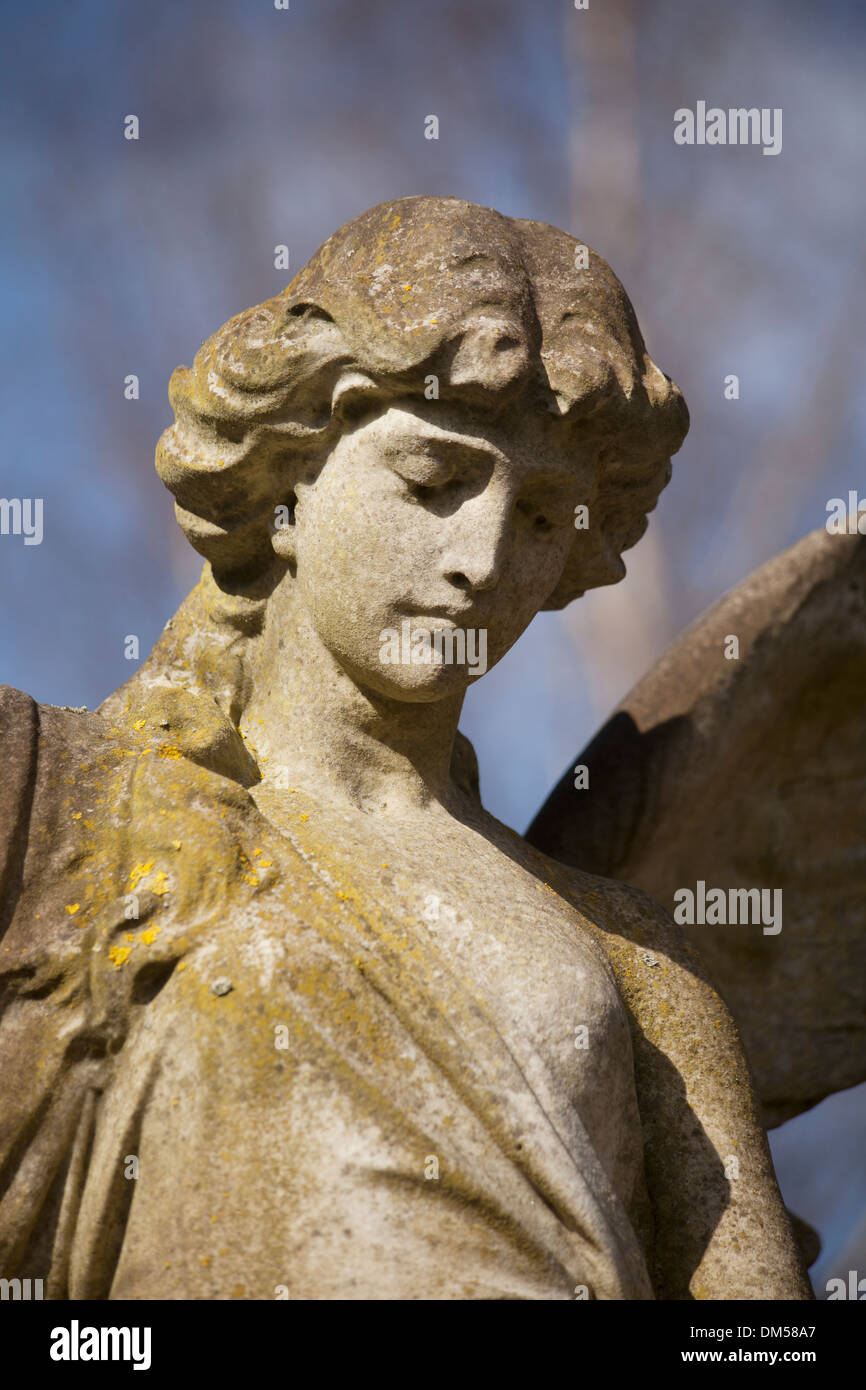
[335,403,582,480]
[341,404,506,457]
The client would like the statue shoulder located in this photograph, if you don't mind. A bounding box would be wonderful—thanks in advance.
[0,684,265,949]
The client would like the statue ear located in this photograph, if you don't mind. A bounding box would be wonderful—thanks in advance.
[270,493,297,562]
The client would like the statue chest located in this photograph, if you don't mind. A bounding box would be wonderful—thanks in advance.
[255,814,648,1224]
[70,817,651,1299]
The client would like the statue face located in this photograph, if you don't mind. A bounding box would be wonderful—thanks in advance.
[286,401,587,701]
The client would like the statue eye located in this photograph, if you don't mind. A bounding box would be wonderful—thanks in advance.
[516,497,551,531]
[516,492,570,534]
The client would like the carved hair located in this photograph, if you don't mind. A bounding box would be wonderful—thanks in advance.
[104,197,688,777]
[157,195,688,608]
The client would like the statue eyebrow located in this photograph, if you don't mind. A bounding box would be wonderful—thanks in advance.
[380,431,502,468]
[379,433,578,491]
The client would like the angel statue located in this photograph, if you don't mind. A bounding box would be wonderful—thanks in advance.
[1,196,862,1302]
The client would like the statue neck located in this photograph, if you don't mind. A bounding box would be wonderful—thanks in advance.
[240,597,466,818]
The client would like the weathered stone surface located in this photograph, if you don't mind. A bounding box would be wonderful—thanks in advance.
[528,527,866,1131]
[0,197,812,1299]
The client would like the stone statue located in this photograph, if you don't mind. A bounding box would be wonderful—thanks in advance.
[1,196,861,1301]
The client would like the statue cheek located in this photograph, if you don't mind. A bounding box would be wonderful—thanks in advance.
[508,539,563,600]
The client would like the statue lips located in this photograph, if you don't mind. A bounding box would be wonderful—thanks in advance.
[403,603,478,625]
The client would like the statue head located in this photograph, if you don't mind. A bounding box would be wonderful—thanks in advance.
[111,198,687,753]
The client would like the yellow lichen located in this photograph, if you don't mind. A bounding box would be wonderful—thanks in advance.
[128,861,154,891]
[108,945,132,968]
[65,903,80,916]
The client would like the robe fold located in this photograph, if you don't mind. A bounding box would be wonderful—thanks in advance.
[0,685,653,1299]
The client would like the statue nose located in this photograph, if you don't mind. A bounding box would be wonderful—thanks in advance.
[445,561,498,593]
[440,493,509,593]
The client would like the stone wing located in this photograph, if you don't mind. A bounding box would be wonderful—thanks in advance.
[527,527,866,1129]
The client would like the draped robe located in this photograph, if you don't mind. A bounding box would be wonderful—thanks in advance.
[0,685,654,1299]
